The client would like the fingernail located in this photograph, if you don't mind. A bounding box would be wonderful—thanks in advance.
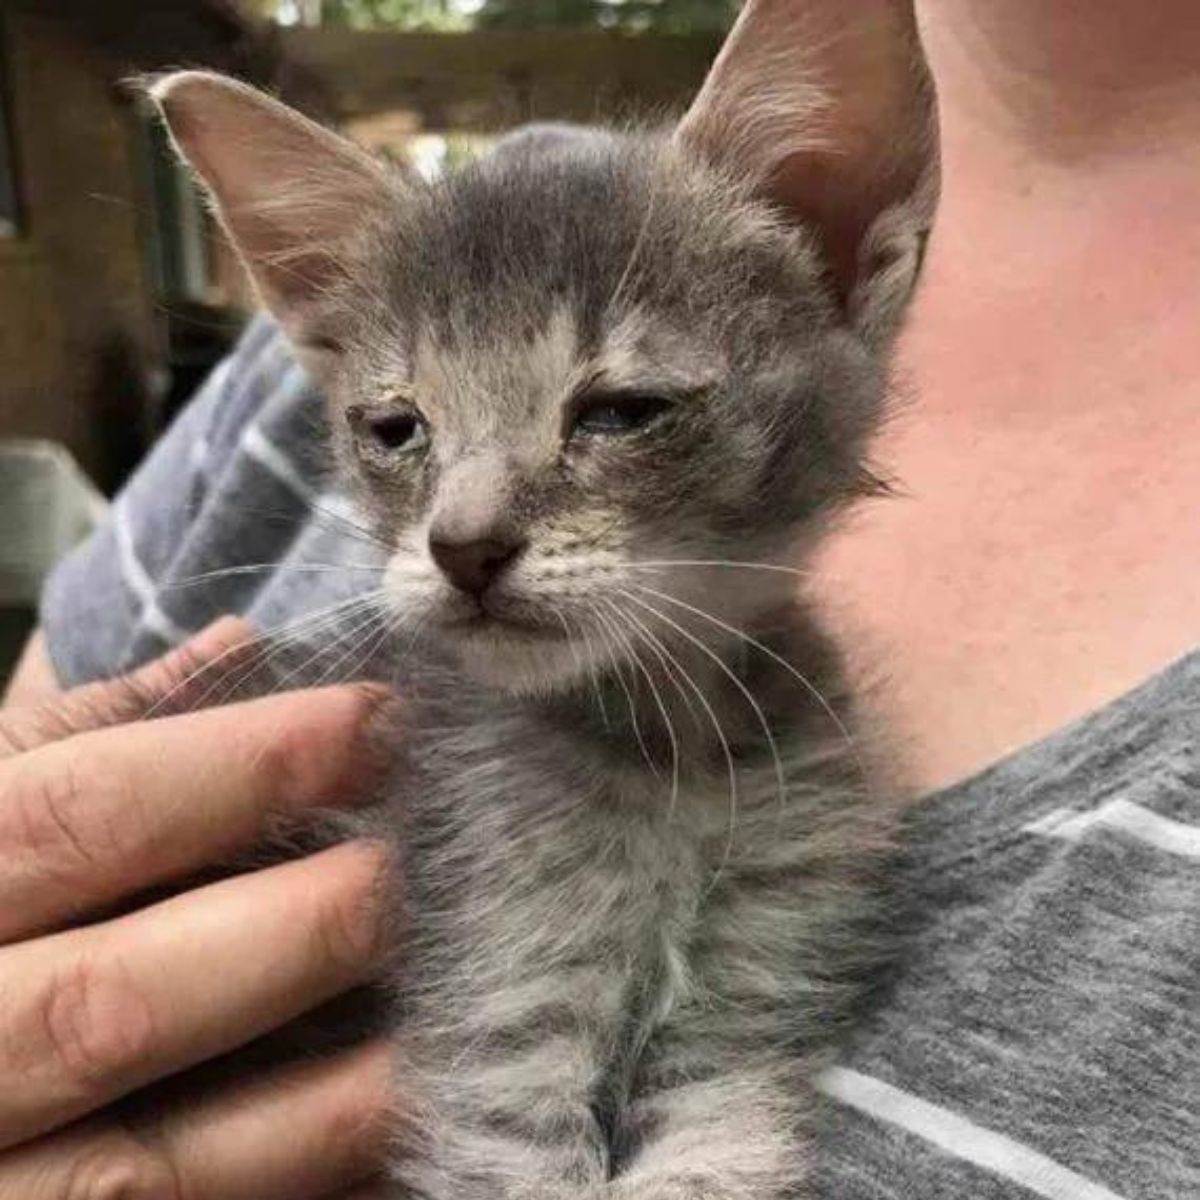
[354,681,397,714]
[347,683,402,795]
[177,615,257,663]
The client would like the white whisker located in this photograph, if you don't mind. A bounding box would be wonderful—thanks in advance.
[141,589,387,720]
[554,609,609,730]
[308,604,391,690]
[597,597,680,816]
[228,592,389,702]
[609,599,738,867]
[625,559,812,582]
[588,602,659,779]
[161,562,382,592]
[226,502,391,555]
[570,611,612,731]
[190,594,386,712]
[627,581,862,778]
[618,587,788,834]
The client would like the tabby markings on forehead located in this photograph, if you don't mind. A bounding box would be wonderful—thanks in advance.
[411,306,586,437]
[408,303,724,444]
[594,308,725,397]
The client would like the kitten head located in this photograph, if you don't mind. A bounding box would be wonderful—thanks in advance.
[152,0,939,695]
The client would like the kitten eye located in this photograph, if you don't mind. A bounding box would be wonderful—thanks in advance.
[350,407,429,457]
[571,393,672,438]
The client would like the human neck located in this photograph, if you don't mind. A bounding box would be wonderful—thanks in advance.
[919,0,1200,165]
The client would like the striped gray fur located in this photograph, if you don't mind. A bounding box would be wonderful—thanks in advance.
[380,628,887,1199]
[149,3,940,1195]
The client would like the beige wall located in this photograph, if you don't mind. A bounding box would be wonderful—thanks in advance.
[0,8,161,490]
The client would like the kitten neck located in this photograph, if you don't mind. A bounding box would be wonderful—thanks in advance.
[539,604,850,778]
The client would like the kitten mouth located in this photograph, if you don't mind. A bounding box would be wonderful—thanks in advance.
[442,596,558,639]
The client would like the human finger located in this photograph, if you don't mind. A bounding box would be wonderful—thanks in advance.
[0,1039,394,1200]
[0,617,254,758]
[0,683,390,942]
[0,841,391,1150]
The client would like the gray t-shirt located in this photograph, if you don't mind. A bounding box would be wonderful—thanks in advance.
[42,318,1199,1200]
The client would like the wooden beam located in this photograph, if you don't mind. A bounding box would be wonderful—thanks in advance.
[278,27,720,131]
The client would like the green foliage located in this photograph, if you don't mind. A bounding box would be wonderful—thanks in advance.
[473,0,607,28]
[626,0,737,33]
[297,0,736,32]
[476,0,736,31]
[320,0,468,30]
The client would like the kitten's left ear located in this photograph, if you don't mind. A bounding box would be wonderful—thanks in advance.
[677,0,940,346]
[149,71,403,360]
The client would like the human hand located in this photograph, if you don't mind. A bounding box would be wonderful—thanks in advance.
[0,620,396,1198]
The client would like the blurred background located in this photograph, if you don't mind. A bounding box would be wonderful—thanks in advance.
[0,0,734,675]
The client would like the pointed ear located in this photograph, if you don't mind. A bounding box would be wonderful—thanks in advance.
[149,71,402,358]
[677,0,940,345]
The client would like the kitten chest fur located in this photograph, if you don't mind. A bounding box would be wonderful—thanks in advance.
[387,628,882,1194]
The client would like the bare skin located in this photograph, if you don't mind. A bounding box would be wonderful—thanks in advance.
[2,632,57,709]
[0,623,393,1199]
[814,0,1200,792]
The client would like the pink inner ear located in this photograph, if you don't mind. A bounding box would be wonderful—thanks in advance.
[676,0,937,310]
[769,142,929,306]
[153,71,400,330]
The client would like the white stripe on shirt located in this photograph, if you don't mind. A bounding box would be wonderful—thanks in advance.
[242,423,321,505]
[114,500,189,645]
[819,1068,1128,1200]
[189,433,211,477]
[241,422,364,527]
[1025,799,1200,861]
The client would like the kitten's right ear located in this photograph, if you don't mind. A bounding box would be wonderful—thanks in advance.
[148,71,403,358]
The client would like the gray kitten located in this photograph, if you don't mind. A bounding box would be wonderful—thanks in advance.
[153,1,939,1195]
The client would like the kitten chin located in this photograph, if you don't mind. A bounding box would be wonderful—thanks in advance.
[381,562,616,696]
[443,622,595,696]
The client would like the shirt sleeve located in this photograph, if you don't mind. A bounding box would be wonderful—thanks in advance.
[39,317,296,687]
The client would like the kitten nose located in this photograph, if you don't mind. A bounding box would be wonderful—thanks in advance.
[429,534,524,596]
